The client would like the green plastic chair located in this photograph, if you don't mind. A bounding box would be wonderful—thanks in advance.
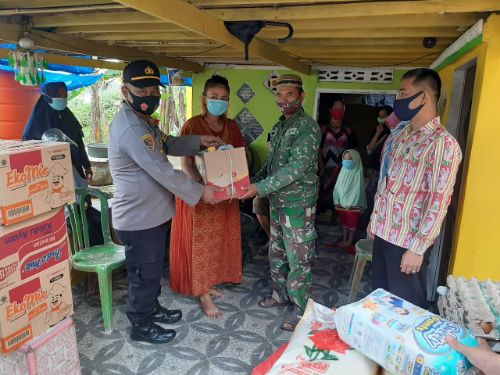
[67,187,126,333]
[348,238,374,303]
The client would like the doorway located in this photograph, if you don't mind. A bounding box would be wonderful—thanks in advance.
[427,60,477,302]
[313,89,396,225]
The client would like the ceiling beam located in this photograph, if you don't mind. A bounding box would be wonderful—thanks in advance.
[282,13,478,31]
[261,27,462,39]
[51,13,478,35]
[0,3,124,16]
[141,45,444,54]
[32,11,160,27]
[85,32,201,41]
[0,0,113,7]
[0,20,203,72]
[118,40,218,48]
[191,0,365,5]
[54,23,184,34]
[298,52,442,59]
[115,0,311,74]
[209,0,500,21]
[282,46,446,55]
[268,38,456,47]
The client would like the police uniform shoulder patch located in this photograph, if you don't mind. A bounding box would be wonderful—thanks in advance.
[141,133,155,151]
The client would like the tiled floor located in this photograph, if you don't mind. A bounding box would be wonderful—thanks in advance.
[73,221,372,375]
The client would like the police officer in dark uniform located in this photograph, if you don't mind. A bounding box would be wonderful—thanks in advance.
[109,60,222,344]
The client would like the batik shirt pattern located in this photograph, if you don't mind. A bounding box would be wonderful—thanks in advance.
[369,117,462,255]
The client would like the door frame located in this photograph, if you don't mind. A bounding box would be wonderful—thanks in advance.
[427,58,477,302]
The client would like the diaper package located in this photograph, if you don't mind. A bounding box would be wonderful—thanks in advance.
[335,289,478,375]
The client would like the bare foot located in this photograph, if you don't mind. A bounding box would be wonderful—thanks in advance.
[199,294,223,319]
[209,288,225,298]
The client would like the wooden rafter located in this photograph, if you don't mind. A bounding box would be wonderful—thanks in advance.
[260,27,462,39]
[115,0,311,74]
[272,38,456,47]
[0,20,203,72]
[85,32,202,41]
[0,3,124,15]
[274,13,478,30]
[209,0,500,21]
[50,13,477,35]
[31,11,160,28]
[55,23,184,34]
[191,0,367,5]
[0,0,114,7]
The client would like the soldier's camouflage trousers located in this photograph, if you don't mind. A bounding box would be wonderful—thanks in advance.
[269,205,317,311]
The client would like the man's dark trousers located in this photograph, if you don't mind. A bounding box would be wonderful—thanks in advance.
[115,222,168,324]
[372,235,430,309]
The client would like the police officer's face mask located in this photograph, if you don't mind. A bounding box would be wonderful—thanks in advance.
[126,88,160,116]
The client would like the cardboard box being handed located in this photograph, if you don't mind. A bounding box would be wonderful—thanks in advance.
[0,141,75,225]
[195,145,250,200]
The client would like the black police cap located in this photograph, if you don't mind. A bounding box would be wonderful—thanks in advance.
[123,60,164,88]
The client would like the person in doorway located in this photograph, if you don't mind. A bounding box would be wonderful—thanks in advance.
[318,99,358,215]
[240,74,321,331]
[368,68,462,308]
[333,149,367,253]
[109,60,223,344]
[169,75,244,320]
[365,106,392,217]
[23,81,93,181]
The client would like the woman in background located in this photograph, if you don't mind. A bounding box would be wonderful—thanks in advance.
[23,81,93,181]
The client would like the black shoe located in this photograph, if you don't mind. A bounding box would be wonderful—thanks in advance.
[130,321,176,344]
[151,305,182,324]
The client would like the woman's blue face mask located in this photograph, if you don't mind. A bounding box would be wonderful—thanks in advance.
[48,97,68,111]
[207,99,229,117]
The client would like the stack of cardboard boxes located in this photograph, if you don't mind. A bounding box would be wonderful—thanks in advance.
[0,140,79,372]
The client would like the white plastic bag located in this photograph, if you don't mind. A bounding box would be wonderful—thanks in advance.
[268,299,378,374]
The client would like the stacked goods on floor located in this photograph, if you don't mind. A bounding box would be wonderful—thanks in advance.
[0,140,76,357]
[335,289,478,375]
[438,276,500,341]
[0,317,80,374]
[253,300,379,375]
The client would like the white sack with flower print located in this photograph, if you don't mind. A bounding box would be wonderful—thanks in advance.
[268,299,378,374]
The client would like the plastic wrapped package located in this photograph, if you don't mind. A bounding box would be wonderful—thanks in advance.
[335,289,478,375]
[263,299,378,375]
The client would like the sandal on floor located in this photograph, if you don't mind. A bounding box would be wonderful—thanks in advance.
[258,296,289,308]
[280,319,299,332]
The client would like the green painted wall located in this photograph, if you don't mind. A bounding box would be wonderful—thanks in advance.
[192,68,406,171]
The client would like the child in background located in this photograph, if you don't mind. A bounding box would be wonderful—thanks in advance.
[333,149,367,254]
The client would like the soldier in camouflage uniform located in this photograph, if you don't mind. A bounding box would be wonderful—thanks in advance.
[240,74,321,331]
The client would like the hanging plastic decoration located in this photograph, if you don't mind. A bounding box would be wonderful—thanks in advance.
[7,36,48,86]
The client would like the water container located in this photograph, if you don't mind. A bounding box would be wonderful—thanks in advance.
[0,71,39,140]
